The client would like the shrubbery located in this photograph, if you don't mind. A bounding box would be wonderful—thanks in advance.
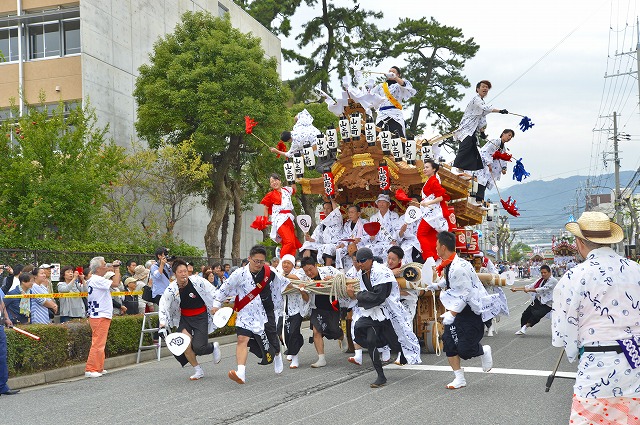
[5,315,235,377]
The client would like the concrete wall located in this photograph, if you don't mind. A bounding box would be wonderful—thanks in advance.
[80,0,281,147]
[79,0,282,252]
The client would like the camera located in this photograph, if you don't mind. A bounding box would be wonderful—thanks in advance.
[166,255,176,262]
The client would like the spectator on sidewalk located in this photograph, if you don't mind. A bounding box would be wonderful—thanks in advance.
[122,277,143,315]
[1,264,23,294]
[150,247,172,305]
[30,268,57,324]
[85,257,121,378]
[4,273,35,324]
[1,288,20,395]
[57,266,87,322]
[121,259,137,284]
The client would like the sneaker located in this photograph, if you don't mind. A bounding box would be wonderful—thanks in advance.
[481,345,493,372]
[84,371,102,378]
[213,342,221,364]
[190,367,204,380]
[100,369,109,374]
[228,370,245,384]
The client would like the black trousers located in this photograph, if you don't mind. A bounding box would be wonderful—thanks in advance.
[237,312,281,364]
[442,306,485,360]
[310,308,343,340]
[174,312,214,367]
[284,313,304,356]
[376,118,405,138]
[520,299,552,327]
[475,184,487,202]
[453,134,483,171]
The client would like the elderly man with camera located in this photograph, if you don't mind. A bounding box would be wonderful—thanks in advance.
[85,257,122,378]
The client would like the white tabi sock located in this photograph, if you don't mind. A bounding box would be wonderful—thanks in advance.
[379,346,391,362]
[274,353,283,374]
[237,364,246,380]
[354,349,362,364]
[311,354,326,368]
[290,354,299,369]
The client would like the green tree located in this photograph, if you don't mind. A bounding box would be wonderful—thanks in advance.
[133,12,290,257]
[283,0,384,100]
[0,99,122,242]
[380,18,479,139]
[232,0,303,36]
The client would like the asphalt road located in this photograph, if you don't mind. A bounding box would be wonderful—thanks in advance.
[1,277,576,425]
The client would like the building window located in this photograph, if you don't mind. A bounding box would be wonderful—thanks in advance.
[218,2,229,17]
[29,21,61,59]
[63,19,80,55]
[0,27,19,62]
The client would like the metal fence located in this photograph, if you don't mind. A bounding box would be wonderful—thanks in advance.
[0,248,250,272]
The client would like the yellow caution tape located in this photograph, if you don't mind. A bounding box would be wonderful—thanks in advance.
[4,291,143,299]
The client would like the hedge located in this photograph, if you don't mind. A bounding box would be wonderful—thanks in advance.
[5,315,236,377]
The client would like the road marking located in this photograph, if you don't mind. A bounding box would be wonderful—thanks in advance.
[385,364,576,379]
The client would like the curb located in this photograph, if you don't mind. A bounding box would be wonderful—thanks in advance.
[8,334,238,390]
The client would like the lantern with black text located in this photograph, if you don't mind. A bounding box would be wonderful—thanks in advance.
[364,116,376,147]
[326,126,338,153]
[404,139,416,165]
[303,142,315,167]
[283,161,295,185]
[293,152,305,178]
[379,130,391,155]
[378,160,391,193]
[421,144,432,161]
[316,134,328,158]
[391,132,403,162]
[338,115,350,142]
[349,112,361,141]
[322,170,336,197]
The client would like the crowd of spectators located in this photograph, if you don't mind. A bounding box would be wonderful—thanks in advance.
[0,252,239,325]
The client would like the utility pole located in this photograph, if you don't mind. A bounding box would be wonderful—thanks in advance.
[613,112,623,254]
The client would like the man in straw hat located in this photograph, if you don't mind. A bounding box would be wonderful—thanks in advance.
[552,211,640,423]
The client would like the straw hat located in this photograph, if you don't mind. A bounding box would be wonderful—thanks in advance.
[132,265,150,281]
[565,211,623,244]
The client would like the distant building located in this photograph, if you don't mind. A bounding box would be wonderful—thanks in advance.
[0,0,281,255]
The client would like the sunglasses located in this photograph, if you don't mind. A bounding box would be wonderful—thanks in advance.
[356,258,370,264]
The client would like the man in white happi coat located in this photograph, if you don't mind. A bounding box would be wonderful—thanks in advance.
[397,209,423,263]
[300,198,343,266]
[428,232,498,390]
[270,109,321,159]
[511,264,556,336]
[552,212,640,423]
[452,80,509,172]
[365,194,400,263]
[369,66,416,137]
[472,252,508,337]
[277,254,310,369]
[347,248,422,388]
[212,246,290,384]
[300,257,342,368]
[158,259,222,381]
[335,205,368,270]
[474,129,514,202]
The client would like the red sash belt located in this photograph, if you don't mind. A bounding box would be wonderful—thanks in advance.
[181,306,206,316]
[280,210,292,213]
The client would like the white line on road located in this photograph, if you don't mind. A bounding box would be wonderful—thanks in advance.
[385,364,576,379]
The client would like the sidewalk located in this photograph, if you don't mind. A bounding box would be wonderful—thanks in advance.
[7,334,238,390]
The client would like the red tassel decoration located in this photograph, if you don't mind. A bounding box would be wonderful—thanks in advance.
[500,197,520,217]
[395,188,412,202]
[250,215,272,231]
[492,151,512,162]
[244,116,258,134]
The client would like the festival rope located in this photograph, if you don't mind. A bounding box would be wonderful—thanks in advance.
[4,291,142,299]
